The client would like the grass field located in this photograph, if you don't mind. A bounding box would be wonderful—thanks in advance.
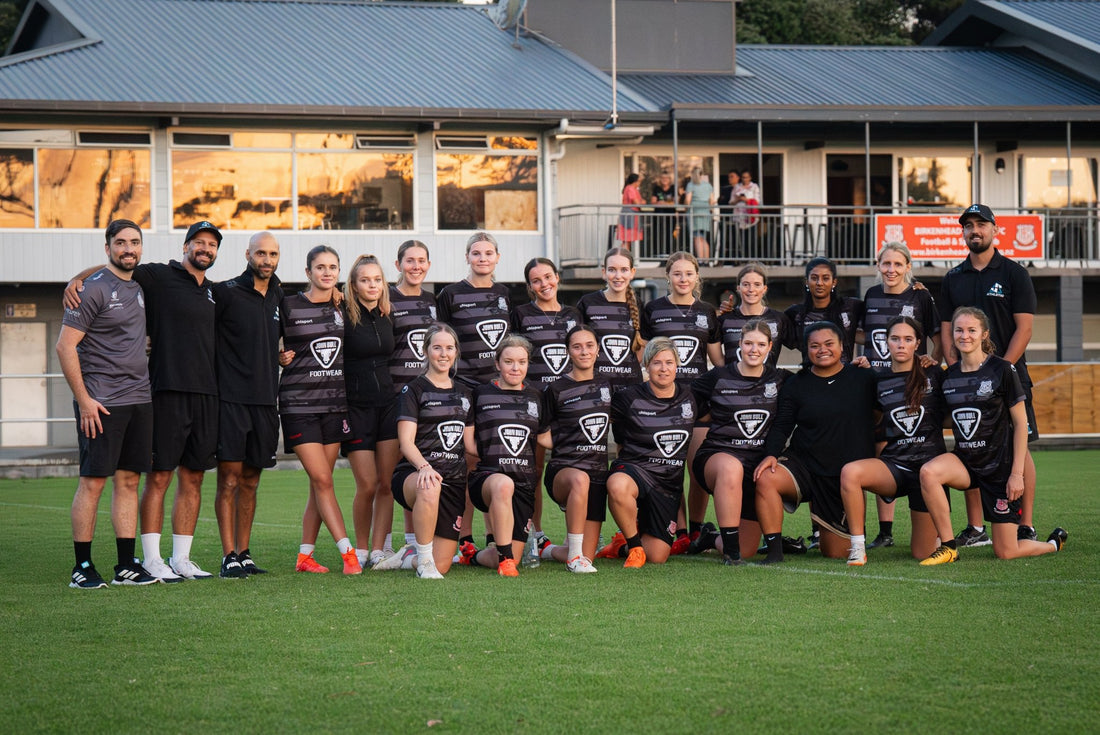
[2,450,1099,734]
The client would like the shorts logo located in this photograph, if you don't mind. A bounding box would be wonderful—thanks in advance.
[871,329,889,360]
[452,515,462,532]
[994,498,1009,514]
[310,337,342,368]
[541,344,570,375]
[952,408,982,441]
[734,409,770,439]
[476,319,508,349]
[438,421,465,451]
[667,521,677,537]
[977,379,993,397]
[579,412,610,444]
[342,420,350,435]
[672,335,699,366]
[601,335,631,366]
[600,386,611,404]
[653,429,689,458]
[890,406,925,437]
[408,329,427,360]
[498,424,531,456]
[695,314,709,329]
[764,382,778,399]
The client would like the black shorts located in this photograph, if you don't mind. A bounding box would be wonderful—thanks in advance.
[468,470,536,543]
[778,455,849,538]
[281,412,351,453]
[151,391,218,472]
[960,462,1022,525]
[608,461,680,545]
[76,401,153,477]
[1023,386,1039,443]
[691,448,759,522]
[341,397,399,455]
[217,402,279,469]
[544,462,607,523]
[391,466,467,542]
[881,459,949,515]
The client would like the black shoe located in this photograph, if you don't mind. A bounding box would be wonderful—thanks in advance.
[238,549,267,575]
[806,531,820,550]
[1047,527,1068,551]
[112,560,160,586]
[757,536,807,556]
[722,554,746,566]
[1017,525,1037,542]
[220,552,248,579]
[754,554,784,566]
[70,561,108,589]
[955,525,992,547]
[867,533,894,549]
[687,523,718,554]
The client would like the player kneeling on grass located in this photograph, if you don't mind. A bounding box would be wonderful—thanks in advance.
[459,336,545,577]
[840,316,948,566]
[918,307,1066,565]
[375,324,472,579]
[598,338,697,568]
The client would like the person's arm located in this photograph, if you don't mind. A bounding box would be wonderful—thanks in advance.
[940,321,955,365]
[55,325,109,438]
[61,266,102,310]
[397,419,442,491]
[1006,401,1028,502]
[463,425,478,463]
[707,341,724,368]
[1002,313,1033,366]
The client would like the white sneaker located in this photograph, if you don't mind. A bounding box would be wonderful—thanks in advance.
[847,546,867,567]
[372,544,414,571]
[416,559,444,579]
[169,556,214,579]
[143,557,183,583]
[567,555,598,573]
[368,549,389,567]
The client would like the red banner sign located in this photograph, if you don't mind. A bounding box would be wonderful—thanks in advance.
[874,214,1045,260]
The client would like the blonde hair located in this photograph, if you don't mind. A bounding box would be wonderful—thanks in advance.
[643,336,680,368]
[878,242,914,285]
[344,254,391,325]
[665,250,702,299]
[465,231,499,255]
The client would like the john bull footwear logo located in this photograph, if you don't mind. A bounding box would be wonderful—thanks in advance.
[408,329,427,360]
[310,337,341,368]
[952,408,981,441]
[579,412,609,444]
[477,319,508,349]
[498,424,531,457]
[653,429,689,458]
[890,406,925,437]
[734,410,770,439]
[541,344,570,375]
[672,336,699,365]
[602,335,631,366]
[438,421,465,451]
[872,329,889,359]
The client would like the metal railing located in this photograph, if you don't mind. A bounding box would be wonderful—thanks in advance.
[557,204,1100,266]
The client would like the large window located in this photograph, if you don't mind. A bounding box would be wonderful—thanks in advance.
[436,136,538,230]
[898,157,971,207]
[0,149,34,228]
[1022,156,1098,208]
[297,152,413,230]
[624,154,715,202]
[172,150,293,230]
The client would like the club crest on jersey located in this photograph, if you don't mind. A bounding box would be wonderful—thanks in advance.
[408,329,427,360]
[900,304,915,318]
[541,344,570,375]
[872,329,889,359]
[429,306,437,319]
[460,396,471,413]
[497,296,508,311]
[681,402,693,419]
[498,424,531,457]
[977,379,993,397]
[952,408,981,441]
[600,387,611,404]
[768,321,779,338]
[653,429,689,458]
[527,400,539,417]
[695,314,709,329]
[841,312,851,328]
[476,319,508,349]
[309,337,341,368]
[565,319,577,331]
[333,309,344,327]
[601,335,631,366]
[764,382,778,399]
[672,336,699,365]
[734,409,770,439]
[580,412,610,444]
[438,421,465,451]
[890,406,925,437]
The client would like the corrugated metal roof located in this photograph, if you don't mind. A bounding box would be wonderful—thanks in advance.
[622,45,1100,110]
[1000,0,1100,49]
[0,0,657,117]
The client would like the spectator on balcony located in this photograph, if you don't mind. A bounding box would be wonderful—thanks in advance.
[650,171,680,254]
[618,173,644,248]
[684,168,716,264]
[731,169,761,255]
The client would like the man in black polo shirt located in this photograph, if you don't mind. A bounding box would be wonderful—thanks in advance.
[940,203,1040,544]
[66,221,221,581]
[211,232,283,578]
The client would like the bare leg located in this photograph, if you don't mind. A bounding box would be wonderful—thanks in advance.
[990,522,1058,559]
[139,469,173,534]
[171,466,206,535]
[348,449,378,550]
[215,461,242,555]
[110,470,142,539]
[372,438,400,551]
[72,476,108,543]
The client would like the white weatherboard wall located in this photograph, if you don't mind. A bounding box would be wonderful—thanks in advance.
[1,321,47,446]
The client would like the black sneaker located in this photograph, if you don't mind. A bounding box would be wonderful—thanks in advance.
[220,552,248,579]
[687,523,719,554]
[1017,525,1037,542]
[806,531,821,550]
[722,554,746,566]
[1047,527,1068,551]
[112,560,160,586]
[955,525,992,547]
[70,561,108,589]
[867,533,894,549]
[238,549,267,575]
[756,536,807,556]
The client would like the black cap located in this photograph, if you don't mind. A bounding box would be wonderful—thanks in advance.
[959,204,995,226]
[184,221,222,244]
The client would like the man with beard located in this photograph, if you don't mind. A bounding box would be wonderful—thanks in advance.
[210,232,282,578]
[58,220,158,588]
[66,221,222,581]
[939,204,1040,545]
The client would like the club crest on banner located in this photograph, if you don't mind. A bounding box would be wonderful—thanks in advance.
[1014,223,1037,250]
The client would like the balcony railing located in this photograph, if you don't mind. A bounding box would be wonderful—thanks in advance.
[556,204,1100,267]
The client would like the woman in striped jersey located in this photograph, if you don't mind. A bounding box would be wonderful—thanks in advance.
[576,247,644,392]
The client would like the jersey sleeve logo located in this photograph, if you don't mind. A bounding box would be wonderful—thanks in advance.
[653,429,689,458]
[309,337,342,368]
[579,412,610,444]
[437,421,465,451]
[498,424,531,456]
[871,329,889,360]
[890,406,925,437]
[476,319,508,349]
[951,408,982,441]
[541,344,570,375]
[601,335,631,366]
[407,329,427,360]
[734,409,770,439]
[672,336,699,365]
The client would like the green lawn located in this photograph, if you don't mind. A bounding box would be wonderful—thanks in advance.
[2,450,1098,733]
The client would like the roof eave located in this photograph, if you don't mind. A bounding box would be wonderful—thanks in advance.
[668,104,1100,123]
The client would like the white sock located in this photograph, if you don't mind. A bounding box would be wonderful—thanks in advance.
[566,533,584,560]
[141,533,161,562]
[535,530,547,542]
[403,532,415,546]
[971,525,984,533]
[172,534,193,561]
[416,541,434,568]
[1048,539,1059,549]
[300,543,315,556]
[851,534,866,550]
[336,537,353,554]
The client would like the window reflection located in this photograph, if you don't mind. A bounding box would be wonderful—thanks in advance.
[0,149,34,227]
[172,151,292,229]
[297,152,413,230]
[1023,157,1098,208]
[899,157,971,207]
[38,148,150,228]
[297,133,355,150]
[437,153,538,230]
